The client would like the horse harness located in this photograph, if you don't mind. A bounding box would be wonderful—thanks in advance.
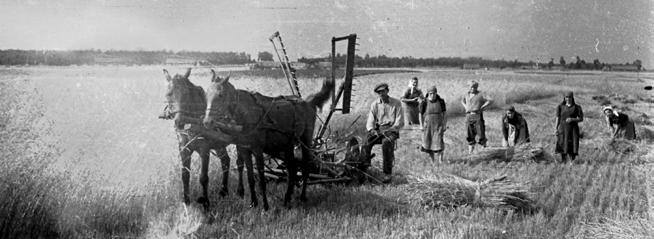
[221,89,304,141]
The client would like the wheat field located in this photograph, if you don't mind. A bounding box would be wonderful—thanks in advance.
[1,65,653,238]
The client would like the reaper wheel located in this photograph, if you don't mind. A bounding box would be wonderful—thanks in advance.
[343,136,361,164]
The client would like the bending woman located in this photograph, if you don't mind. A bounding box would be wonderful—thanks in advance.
[602,106,636,140]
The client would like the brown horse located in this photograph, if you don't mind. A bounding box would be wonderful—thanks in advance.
[203,70,333,210]
[161,68,244,208]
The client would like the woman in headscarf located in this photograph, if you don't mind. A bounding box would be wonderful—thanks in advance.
[401,77,423,126]
[602,106,636,140]
[420,86,447,163]
[501,105,530,147]
[555,92,583,163]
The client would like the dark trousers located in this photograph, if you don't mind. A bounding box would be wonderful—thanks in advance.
[361,130,399,174]
[466,113,487,146]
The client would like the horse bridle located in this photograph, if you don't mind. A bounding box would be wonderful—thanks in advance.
[162,83,206,121]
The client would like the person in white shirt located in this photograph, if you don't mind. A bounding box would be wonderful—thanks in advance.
[361,83,403,183]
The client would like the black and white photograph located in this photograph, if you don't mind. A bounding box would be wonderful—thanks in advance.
[1,0,653,238]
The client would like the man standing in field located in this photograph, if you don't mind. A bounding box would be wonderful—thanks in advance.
[361,83,403,183]
[461,80,492,153]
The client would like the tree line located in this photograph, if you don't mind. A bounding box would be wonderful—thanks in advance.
[0,49,643,71]
[297,53,644,70]
[0,49,253,66]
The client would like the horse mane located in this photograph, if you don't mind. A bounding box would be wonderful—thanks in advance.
[246,91,302,104]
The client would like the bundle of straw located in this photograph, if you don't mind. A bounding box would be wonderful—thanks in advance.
[605,139,640,155]
[403,174,538,213]
[451,143,549,164]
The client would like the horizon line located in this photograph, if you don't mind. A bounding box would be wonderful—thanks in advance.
[1,48,642,64]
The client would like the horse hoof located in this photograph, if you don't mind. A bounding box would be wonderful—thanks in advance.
[263,204,270,211]
[218,190,228,198]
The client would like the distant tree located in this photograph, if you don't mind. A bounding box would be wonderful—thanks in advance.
[548,58,554,69]
[257,51,274,61]
[559,56,566,66]
[633,59,642,71]
[575,56,582,69]
[593,59,601,70]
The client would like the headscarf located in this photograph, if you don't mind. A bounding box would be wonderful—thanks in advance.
[561,91,576,105]
[426,86,441,102]
[504,105,519,123]
[602,105,619,117]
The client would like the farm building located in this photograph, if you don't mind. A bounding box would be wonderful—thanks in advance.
[250,61,280,70]
[462,63,481,69]
[165,56,207,66]
[603,64,641,72]
[306,61,332,69]
[550,65,566,71]
[250,61,306,70]
[291,62,308,70]
[93,54,134,65]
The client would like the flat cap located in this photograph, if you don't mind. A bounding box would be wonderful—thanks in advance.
[374,83,389,92]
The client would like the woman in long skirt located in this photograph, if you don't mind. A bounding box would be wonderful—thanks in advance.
[602,106,636,140]
[401,77,423,126]
[420,86,447,163]
[555,91,583,163]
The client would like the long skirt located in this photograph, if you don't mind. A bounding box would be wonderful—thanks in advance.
[421,113,445,152]
[556,122,580,155]
[615,119,636,140]
[405,104,420,125]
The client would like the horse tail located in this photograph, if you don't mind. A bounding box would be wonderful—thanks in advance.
[306,78,334,109]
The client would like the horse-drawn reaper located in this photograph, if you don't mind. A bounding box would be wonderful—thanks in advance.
[160,33,371,210]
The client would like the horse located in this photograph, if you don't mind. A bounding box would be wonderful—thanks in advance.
[160,68,244,208]
[203,69,333,210]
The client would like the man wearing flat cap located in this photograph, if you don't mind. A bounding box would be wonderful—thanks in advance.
[361,83,403,183]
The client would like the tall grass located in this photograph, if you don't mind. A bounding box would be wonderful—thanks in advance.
[0,76,61,237]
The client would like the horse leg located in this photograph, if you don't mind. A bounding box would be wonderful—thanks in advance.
[196,148,210,209]
[299,136,313,202]
[283,148,297,208]
[236,148,245,198]
[253,149,269,210]
[180,149,192,205]
[216,147,230,197]
[240,147,258,208]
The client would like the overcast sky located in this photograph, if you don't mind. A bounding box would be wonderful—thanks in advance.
[1,0,651,67]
